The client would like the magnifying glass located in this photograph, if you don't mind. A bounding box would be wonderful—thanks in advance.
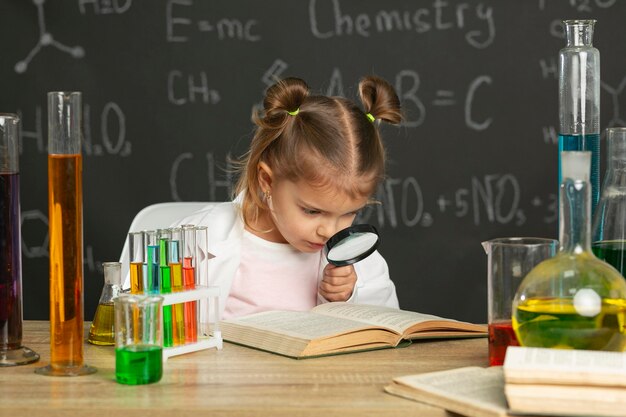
[324,224,380,266]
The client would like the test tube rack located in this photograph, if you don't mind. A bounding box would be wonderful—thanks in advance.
[160,285,222,361]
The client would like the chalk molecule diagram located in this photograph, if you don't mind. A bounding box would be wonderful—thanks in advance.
[14,0,84,74]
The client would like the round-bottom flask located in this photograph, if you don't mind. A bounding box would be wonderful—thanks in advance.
[513,152,626,351]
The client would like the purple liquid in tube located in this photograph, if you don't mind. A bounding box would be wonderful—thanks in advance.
[0,172,22,350]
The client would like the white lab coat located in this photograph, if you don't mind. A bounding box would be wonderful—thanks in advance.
[174,200,399,320]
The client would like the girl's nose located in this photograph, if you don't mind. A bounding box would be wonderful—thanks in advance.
[316,220,340,241]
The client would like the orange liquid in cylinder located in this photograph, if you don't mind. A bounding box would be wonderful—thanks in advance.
[48,154,84,369]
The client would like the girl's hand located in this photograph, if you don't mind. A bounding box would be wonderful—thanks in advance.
[319,263,357,302]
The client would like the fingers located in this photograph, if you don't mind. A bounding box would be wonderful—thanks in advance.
[319,264,357,302]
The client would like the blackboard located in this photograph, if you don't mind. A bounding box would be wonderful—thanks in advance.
[2,0,626,324]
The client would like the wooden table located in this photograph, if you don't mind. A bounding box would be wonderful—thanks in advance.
[0,321,488,416]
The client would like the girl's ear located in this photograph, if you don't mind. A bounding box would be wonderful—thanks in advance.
[257,161,273,193]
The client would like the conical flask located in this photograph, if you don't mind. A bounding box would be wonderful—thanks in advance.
[88,262,122,345]
[591,127,626,276]
[513,151,626,351]
[558,20,601,215]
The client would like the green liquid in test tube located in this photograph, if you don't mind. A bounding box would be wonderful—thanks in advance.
[169,230,186,346]
[158,231,173,348]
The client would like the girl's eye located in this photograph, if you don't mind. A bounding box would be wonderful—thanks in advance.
[302,208,320,215]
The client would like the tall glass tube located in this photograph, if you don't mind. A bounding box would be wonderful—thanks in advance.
[0,114,39,366]
[36,92,95,376]
[558,20,600,215]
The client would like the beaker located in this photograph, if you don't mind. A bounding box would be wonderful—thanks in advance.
[482,237,557,366]
[88,262,123,345]
[36,92,96,376]
[0,114,39,366]
[114,294,163,385]
[592,127,626,276]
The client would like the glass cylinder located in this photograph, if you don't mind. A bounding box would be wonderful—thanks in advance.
[36,92,96,376]
[592,128,626,276]
[513,151,626,351]
[558,20,601,214]
[0,114,40,366]
[88,262,122,346]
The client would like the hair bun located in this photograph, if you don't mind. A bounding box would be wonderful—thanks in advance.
[263,77,309,119]
[358,76,402,125]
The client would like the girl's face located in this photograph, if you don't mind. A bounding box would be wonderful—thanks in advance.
[264,178,369,253]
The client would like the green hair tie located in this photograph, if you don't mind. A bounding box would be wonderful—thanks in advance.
[366,113,375,123]
[287,108,300,116]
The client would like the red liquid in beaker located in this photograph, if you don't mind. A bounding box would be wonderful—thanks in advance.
[488,322,519,366]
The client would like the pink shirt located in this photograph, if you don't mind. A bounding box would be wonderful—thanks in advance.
[223,229,321,319]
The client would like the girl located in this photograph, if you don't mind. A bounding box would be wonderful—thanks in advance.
[178,76,402,319]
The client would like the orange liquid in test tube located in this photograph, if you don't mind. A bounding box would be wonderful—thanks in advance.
[183,257,197,343]
[48,154,84,369]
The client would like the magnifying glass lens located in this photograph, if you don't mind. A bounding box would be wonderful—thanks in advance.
[324,225,379,266]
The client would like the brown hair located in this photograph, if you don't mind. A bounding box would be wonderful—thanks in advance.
[234,76,402,228]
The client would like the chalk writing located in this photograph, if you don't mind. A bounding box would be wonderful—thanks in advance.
[166,0,260,42]
[168,70,221,105]
[602,76,626,128]
[21,210,49,258]
[18,102,130,156]
[357,176,432,229]
[20,209,101,273]
[539,0,617,12]
[309,0,495,49]
[78,0,132,15]
[84,102,131,156]
[436,174,527,226]
[169,152,234,201]
[15,0,84,74]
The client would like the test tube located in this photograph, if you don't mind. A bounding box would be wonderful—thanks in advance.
[182,225,197,343]
[157,229,173,347]
[128,231,145,294]
[144,230,159,294]
[195,226,210,336]
[168,227,185,346]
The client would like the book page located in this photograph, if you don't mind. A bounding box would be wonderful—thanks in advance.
[312,302,448,333]
[386,367,509,417]
[504,346,626,387]
[223,310,376,340]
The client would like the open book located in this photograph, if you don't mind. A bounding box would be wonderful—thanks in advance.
[384,347,626,417]
[220,302,486,358]
[385,367,510,417]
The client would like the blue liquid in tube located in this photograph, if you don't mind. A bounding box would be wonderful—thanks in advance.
[558,133,600,214]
